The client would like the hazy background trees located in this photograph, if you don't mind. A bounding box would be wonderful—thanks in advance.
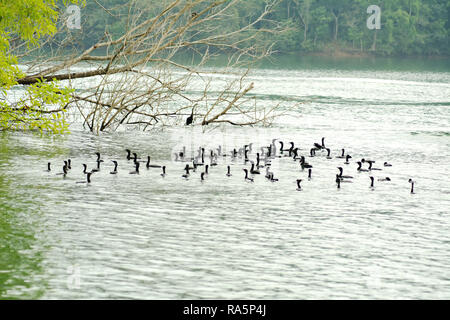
[48,0,449,57]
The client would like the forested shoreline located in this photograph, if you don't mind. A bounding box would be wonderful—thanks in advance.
[60,0,449,57]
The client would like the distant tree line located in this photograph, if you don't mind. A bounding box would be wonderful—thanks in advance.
[61,0,449,57]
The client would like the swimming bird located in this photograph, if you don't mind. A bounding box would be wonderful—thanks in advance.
[110,161,118,174]
[300,156,313,169]
[160,166,166,177]
[279,141,285,153]
[126,149,132,160]
[95,152,104,163]
[378,177,391,181]
[146,156,162,168]
[196,146,203,159]
[196,148,205,165]
[67,159,72,170]
[76,172,92,184]
[244,148,250,163]
[129,161,140,174]
[296,179,302,191]
[255,152,262,167]
[336,149,346,159]
[265,167,273,179]
[287,142,295,157]
[182,164,190,178]
[344,154,352,164]
[357,161,369,172]
[243,169,254,182]
[56,165,68,177]
[250,162,260,174]
[268,173,278,182]
[204,164,209,175]
[45,162,51,172]
[82,164,88,174]
[408,179,415,194]
[325,148,332,159]
[314,137,325,150]
[226,165,232,177]
[267,145,272,158]
[279,141,293,154]
[336,175,341,189]
[308,168,312,179]
[310,148,316,157]
[384,162,392,167]
[369,176,375,188]
[200,172,205,181]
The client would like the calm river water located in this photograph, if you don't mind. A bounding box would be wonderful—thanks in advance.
[1,56,449,299]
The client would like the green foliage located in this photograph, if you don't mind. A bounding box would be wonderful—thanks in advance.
[0,79,73,133]
[0,0,84,133]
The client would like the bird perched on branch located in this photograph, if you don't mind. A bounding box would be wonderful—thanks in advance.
[186,106,194,125]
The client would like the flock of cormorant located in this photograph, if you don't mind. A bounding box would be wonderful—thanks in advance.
[44,137,416,193]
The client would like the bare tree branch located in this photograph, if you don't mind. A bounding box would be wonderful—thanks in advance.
[12,0,289,133]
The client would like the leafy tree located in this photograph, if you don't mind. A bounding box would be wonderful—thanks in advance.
[0,0,84,133]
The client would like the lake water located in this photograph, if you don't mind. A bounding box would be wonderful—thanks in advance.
[1,56,450,299]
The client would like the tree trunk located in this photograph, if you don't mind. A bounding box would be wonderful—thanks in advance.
[304,19,308,42]
[304,25,307,42]
[333,14,339,42]
[371,30,377,51]
[299,13,308,43]
[298,0,310,43]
